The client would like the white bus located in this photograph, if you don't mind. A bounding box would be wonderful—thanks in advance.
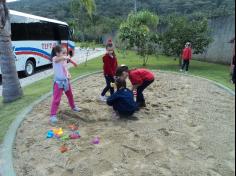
[0,10,75,76]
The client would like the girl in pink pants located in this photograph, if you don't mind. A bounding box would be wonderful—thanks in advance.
[50,46,80,125]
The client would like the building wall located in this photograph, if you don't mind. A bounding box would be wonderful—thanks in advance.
[193,16,235,64]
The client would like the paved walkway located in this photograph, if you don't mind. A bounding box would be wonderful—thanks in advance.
[0,48,105,96]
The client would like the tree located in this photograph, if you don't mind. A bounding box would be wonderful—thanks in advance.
[119,11,159,66]
[160,16,213,65]
[70,0,96,41]
[0,0,23,103]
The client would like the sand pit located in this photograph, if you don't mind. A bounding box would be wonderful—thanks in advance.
[13,72,235,176]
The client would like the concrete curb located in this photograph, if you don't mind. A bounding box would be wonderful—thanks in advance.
[0,70,234,176]
[0,71,102,176]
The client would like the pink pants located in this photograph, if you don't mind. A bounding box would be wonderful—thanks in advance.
[50,83,75,116]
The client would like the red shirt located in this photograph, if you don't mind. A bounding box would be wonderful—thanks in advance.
[182,48,192,60]
[103,53,118,77]
[129,69,155,85]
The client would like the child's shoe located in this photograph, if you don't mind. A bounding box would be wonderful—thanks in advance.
[180,69,183,72]
[100,95,107,102]
[139,102,147,108]
[73,106,81,112]
[49,116,58,126]
[112,111,120,120]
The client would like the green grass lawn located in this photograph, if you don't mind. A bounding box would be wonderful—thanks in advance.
[0,51,234,142]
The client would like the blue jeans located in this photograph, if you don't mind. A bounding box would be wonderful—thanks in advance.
[101,76,115,96]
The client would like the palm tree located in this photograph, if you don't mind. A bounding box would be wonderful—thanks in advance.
[80,0,96,17]
[0,0,23,103]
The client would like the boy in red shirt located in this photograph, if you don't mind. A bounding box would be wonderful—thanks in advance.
[116,66,155,107]
[100,42,118,101]
[180,42,192,73]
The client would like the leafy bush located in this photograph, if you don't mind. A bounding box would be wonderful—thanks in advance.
[119,11,159,66]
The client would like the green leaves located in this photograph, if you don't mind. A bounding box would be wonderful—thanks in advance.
[160,16,213,57]
[71,0,96,18]
[80,0,96,17]
[119,11,159,66]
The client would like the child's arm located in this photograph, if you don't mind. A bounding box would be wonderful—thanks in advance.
[53,56,68,63]
[107,93,119,106]
[132,85,140,91]
[68,57,78,67]
[189,48,192,60]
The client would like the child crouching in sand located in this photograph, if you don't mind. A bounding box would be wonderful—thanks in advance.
[116,66,155,108]
[50,45,80,125]
[107,79,138,117]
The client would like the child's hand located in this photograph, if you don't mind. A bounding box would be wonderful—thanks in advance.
[67,72,72,79]
[64,56,70,61]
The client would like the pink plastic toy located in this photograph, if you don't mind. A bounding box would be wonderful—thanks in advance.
[91,137,100,145]
[69,133,81,140]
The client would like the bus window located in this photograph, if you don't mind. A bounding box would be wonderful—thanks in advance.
[58,25,69,40]
[41,23,54,40]
[26,23,55,40]
[12,22,69,41]
[11,23,29,41]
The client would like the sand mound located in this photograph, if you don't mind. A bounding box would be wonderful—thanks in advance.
[13,72,235,176]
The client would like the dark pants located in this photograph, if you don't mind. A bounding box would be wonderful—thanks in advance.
[101,75,114,96]
[137,79,154,105]
[232,65,236,84]
[182,60,190,71]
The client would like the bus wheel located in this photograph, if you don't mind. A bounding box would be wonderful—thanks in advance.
[25,60,35,76]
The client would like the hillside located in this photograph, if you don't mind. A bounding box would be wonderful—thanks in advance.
[8,0,235,21]
[7,0,235,42]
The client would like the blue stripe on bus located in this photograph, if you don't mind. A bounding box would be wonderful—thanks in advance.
[15,47,51,57]
[68,43,75,49]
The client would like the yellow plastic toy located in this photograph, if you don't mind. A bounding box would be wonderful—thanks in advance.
[53,128,64,137]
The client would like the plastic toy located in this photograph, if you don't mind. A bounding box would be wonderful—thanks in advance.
[75,131,80,135]
[53,128,64,137]
[60,145,69,153]
[61,134,70,141]
[110,83,115,88]
[68,124,79,131]
[91,137,100,145]
[46,130,54,138]
[70,132,81,140]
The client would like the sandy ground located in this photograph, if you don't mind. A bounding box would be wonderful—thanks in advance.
[13,72,235,176]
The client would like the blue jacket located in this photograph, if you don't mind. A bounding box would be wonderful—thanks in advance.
[107,88,138,116]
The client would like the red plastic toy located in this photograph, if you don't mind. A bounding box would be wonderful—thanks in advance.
[60,145,69,153]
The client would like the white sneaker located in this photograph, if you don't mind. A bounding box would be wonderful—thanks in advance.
[73,106,81,112]
[180,69,183,72]
[100,95,107,102]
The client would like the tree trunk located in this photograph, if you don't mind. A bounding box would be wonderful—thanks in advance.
[0,2,23,103]
[178,52,182,67]
[84,49,89,66]
[142,55,149,66]
[179,56,182,67]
